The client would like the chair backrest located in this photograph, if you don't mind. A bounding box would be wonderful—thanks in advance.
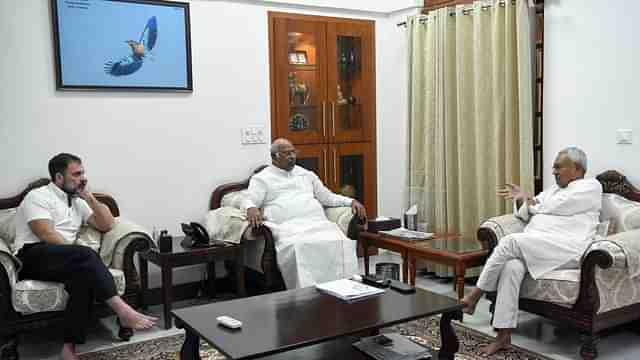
[597,170,640,234]
[0,178,120,216]
[210,165,268,210]
[597,170,640,202]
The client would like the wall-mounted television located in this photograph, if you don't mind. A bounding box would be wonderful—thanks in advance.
[51,0,193,91]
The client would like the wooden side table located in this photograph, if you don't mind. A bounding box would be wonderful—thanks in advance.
[359,231,487,299]
[407,246,488,300]
[138,237,245,329]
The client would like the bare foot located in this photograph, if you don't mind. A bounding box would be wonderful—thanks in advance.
[118,309,157,330]
[61,343,80,360]
[479,330,512,356]
[479,341,511,356]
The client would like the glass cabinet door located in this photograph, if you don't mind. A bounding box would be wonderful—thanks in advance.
[295,144,330,185]
[326,22,374,143]
[332,142,376,218]
[273,18,328,144]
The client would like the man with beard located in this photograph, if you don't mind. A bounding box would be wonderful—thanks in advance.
[14,153,156,360]
[461,147,602,356]
[243,138,367,289]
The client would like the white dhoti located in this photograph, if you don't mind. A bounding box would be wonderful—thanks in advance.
[269,220,359,289]
[243,165,361,289]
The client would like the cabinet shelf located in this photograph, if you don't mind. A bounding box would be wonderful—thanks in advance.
[290,104,317,109]
[289,64,319,71]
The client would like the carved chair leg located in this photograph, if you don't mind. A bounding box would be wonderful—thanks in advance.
[579,331,598,360]
[0,335,19,360]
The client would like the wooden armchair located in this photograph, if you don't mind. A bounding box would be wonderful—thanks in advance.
[0,179,153,360]
[210,166,364,293]
[477,170,640,359]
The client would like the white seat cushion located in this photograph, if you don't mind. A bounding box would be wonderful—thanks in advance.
[221,190,250,209]
[601,193,640,234]
[12,268,126,314]
[520,270,580,306]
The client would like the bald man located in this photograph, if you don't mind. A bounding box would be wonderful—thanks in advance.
[242,138,366,288]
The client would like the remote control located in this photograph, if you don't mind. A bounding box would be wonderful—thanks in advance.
[362,275,390,288]
[217,315,242,329]
[389,279,416,294]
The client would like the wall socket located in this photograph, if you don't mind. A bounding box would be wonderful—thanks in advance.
[616,129,633,145]
[241,126,266,144]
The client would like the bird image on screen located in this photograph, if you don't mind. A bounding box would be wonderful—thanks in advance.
[104,16,158,76]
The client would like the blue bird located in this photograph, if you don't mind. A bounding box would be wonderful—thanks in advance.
[104,16,158,77]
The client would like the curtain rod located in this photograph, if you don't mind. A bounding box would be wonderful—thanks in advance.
[397,0,517,27]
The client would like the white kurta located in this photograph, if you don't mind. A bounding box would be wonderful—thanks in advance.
[242,165,358,288]
[514,178,602,279]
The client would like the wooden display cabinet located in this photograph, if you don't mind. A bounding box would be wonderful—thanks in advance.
[269,12,377,219]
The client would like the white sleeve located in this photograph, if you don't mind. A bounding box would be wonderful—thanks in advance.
[241,176,267,211]
[311,173,353,207]
[21,192,53,222]
[539,180,602,216]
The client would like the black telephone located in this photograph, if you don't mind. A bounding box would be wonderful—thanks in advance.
[180,222,210,248]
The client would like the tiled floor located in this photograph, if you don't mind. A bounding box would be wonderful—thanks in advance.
[14,252,640,359]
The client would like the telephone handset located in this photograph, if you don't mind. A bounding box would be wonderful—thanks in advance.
[180,222,210,248]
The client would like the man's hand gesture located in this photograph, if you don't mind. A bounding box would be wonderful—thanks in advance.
[351,200,367,221]
[247,207,263,228]
[497,183,536,205]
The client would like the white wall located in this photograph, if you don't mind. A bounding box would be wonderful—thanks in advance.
[544,0,640,186]
[257,0,420,14]
[0,0,413,285]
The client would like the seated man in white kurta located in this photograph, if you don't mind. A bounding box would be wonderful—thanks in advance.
[242,138,367,289]
[462,147,602,356]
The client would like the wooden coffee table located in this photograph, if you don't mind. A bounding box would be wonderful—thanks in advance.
[172,286,463,360]
[138,237,246,329]
[360,231,488,299]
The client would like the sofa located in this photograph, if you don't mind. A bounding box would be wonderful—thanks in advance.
[208,166,364,293]
[477,170,640,360]
[0,179,154,360]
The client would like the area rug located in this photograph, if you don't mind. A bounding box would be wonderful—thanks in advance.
[79,318,553,360]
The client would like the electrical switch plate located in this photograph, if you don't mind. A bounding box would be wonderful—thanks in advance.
[241,126,267,145]
[616,129,633,145]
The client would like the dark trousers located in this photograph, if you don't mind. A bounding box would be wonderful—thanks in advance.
[17,243,118,344]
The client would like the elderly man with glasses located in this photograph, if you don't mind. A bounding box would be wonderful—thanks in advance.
[241,138,366,289]
[462,147,602,356]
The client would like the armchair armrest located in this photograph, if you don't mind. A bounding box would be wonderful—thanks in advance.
[323,206,364,240]
[584,240,626,269]
[574,243,616,313]
[101,218,153,267]
[324,206,353,236]
[0,240,20,321]
[477,214,526,251]
[580,230,640,313]
[100,218,153,293]
[251,225,285,291]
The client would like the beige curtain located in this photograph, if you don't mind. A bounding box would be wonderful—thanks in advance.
[406,0,535,276]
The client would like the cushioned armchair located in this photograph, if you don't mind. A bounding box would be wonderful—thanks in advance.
[0,179,154,360]
[209,166,363,293]
[477,170,640,360]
